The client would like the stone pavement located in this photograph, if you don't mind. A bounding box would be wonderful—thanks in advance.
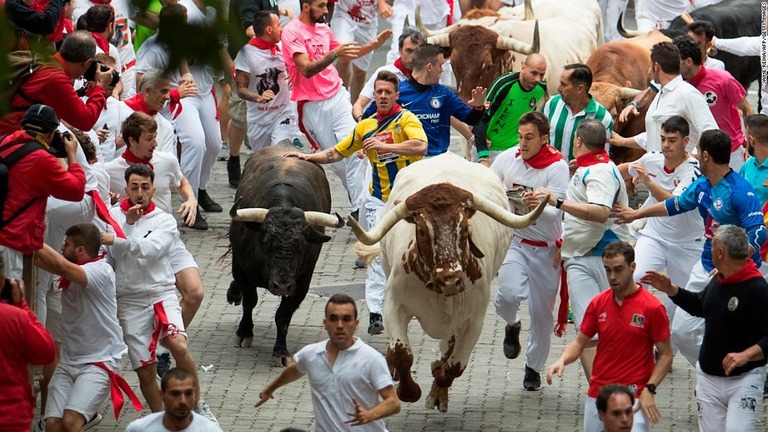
[50,135,762,432]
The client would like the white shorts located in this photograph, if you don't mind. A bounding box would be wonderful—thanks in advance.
[584,395,648,432]
[170,234,198,274]
[671,260,710,367]
[330,12,377,71]
[119,295,186,369]
[246,110,298,152]
[44,361,114,421]
[46,287,63,343]
[1,246,23,279]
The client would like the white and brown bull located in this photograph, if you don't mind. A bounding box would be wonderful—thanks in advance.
[419,0,602,100]
[348,153,546,412]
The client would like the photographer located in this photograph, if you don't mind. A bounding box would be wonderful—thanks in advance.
[0,252,56,432]
[0,30,114,136]
[0,104,86,279]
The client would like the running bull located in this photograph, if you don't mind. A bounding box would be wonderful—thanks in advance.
[227,144,344,367]
[350,153,547,412]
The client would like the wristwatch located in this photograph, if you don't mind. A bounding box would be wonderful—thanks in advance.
[645,383,657,395]
[555,198,564,209]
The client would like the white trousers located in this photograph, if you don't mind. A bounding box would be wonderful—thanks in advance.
[564,255,609,332]
[671,260,712,367]
[598,0,629,42]
[246,110,298,152]
[632,234,702,331]
[364,195,385,315]
[330,12,377,71]
[584,396,648,432]
[298,88,369,213]
[696,365,766,432]
[495,239,560,371]
[173,91,220,193]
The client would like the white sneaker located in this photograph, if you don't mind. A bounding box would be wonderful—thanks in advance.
[195,401,218,425]
[83,413,102,430]
[34,419,45,432]
[218,143,229,161]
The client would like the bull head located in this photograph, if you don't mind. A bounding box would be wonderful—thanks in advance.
[348,183,547,296]
[230,199,345,228]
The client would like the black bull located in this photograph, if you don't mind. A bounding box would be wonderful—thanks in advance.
[227,144,343,366]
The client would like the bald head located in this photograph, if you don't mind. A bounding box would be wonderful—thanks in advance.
[520,54,547,91]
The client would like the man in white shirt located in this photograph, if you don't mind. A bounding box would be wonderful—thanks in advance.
[611,42,718,154]
[535,119,631,381]
[490,112,569,391]
[126,368,222,432]
[635,0,686,31]
[35,223,140,431]
[256,294,400,431]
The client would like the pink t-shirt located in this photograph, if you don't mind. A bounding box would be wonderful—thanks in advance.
[689,67,747,152]
[281,19,342,102]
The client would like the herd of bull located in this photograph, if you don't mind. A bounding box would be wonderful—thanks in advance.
[222,0,762,413]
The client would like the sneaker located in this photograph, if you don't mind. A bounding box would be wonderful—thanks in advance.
[292,137,304,149]
[218,143,228,161]
[368,313,384,335]
[198,189,222,213]
[83,413,102,430]
[227,155,241,189]
[503,322,522,359]
[567,305,575,324]
[764,374,768,399]
[523,365,541,391]
[190,211,209,231]
[196,401,219,425]
[354,259,367,269]
[156,353,171,378]
[34,419,45,432]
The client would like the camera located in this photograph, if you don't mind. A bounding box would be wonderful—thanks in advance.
[48,130,71,158]
[83,59,120,88]
[0,278,13,303]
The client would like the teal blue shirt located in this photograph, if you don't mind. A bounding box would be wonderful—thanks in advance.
[739,156,768,205]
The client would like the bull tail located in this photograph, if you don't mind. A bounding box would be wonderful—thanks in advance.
[353,242,381,266]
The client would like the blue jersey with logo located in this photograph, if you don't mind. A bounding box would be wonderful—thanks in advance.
[365,79,473,156]
[665,171,767,271]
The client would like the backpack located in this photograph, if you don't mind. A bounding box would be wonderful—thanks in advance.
[0,51,44,116]
[0,139,44,228]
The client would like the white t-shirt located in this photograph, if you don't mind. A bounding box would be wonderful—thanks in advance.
[334,0,378,24]
[360,64,408,101]
[704,56,726,70]
[490,148,569,242]
[562,160,631,258]
[234,44,293,125]
[60,259,127,365]
[628,153,704,243]
[137,35,214,96]
[294,338,394,432]
[105,150,183,215]
[92,97,122,162]
[125,411,223,432]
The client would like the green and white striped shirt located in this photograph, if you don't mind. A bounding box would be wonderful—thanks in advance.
[544,95,613,161]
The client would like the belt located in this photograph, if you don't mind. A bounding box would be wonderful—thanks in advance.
[518,238,563,248]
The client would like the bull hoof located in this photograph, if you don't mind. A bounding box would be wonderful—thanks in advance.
[227,282,242,306]
[426,382,449,412]
[234,335,253,348]
[272,354,294,367]
[396,379,422,403]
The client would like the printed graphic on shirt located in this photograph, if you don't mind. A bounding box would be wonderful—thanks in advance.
[704,91,718,106]
[257,68,282,95]
[630,313,646,328]
[374,131,399,163]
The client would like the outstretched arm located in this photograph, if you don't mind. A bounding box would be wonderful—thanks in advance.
[255,363,304,407]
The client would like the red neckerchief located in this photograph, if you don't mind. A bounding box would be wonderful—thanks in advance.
[248,37,280,55]
[517,144,565,169]
[393,58,411,78]
[718,259,763,284]
[53,53,72,79]
[688,66,707,87]
[63,18,74,34]
[90,0,112,4]
[377,103,402,123]
[120,197,156,215]
[575,149,611,167]
[92,32,111,55]
[59,253,105,290]
[124,94,158,116]
[121,149,154,171]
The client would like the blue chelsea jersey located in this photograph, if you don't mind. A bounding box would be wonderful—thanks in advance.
[665,171,767,271]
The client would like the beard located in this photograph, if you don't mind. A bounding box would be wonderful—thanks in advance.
[310,10,327,24]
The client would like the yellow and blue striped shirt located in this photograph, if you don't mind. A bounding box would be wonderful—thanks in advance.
[335,109,427,202]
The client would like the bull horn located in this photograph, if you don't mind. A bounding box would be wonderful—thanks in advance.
[470,193,549,228]
[403,15,410,30]
[617,13,642,38]
[524,0,533,20]
[415,5,433,37]
[496,21,539,54]
[427,33,451,47]
[305,211,345,228]
[618,87,642,99]
[347,201,411,245]
[231,208,269,222]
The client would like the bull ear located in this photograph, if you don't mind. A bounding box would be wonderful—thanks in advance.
[468,235,484,258]
[305,227,332,244]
